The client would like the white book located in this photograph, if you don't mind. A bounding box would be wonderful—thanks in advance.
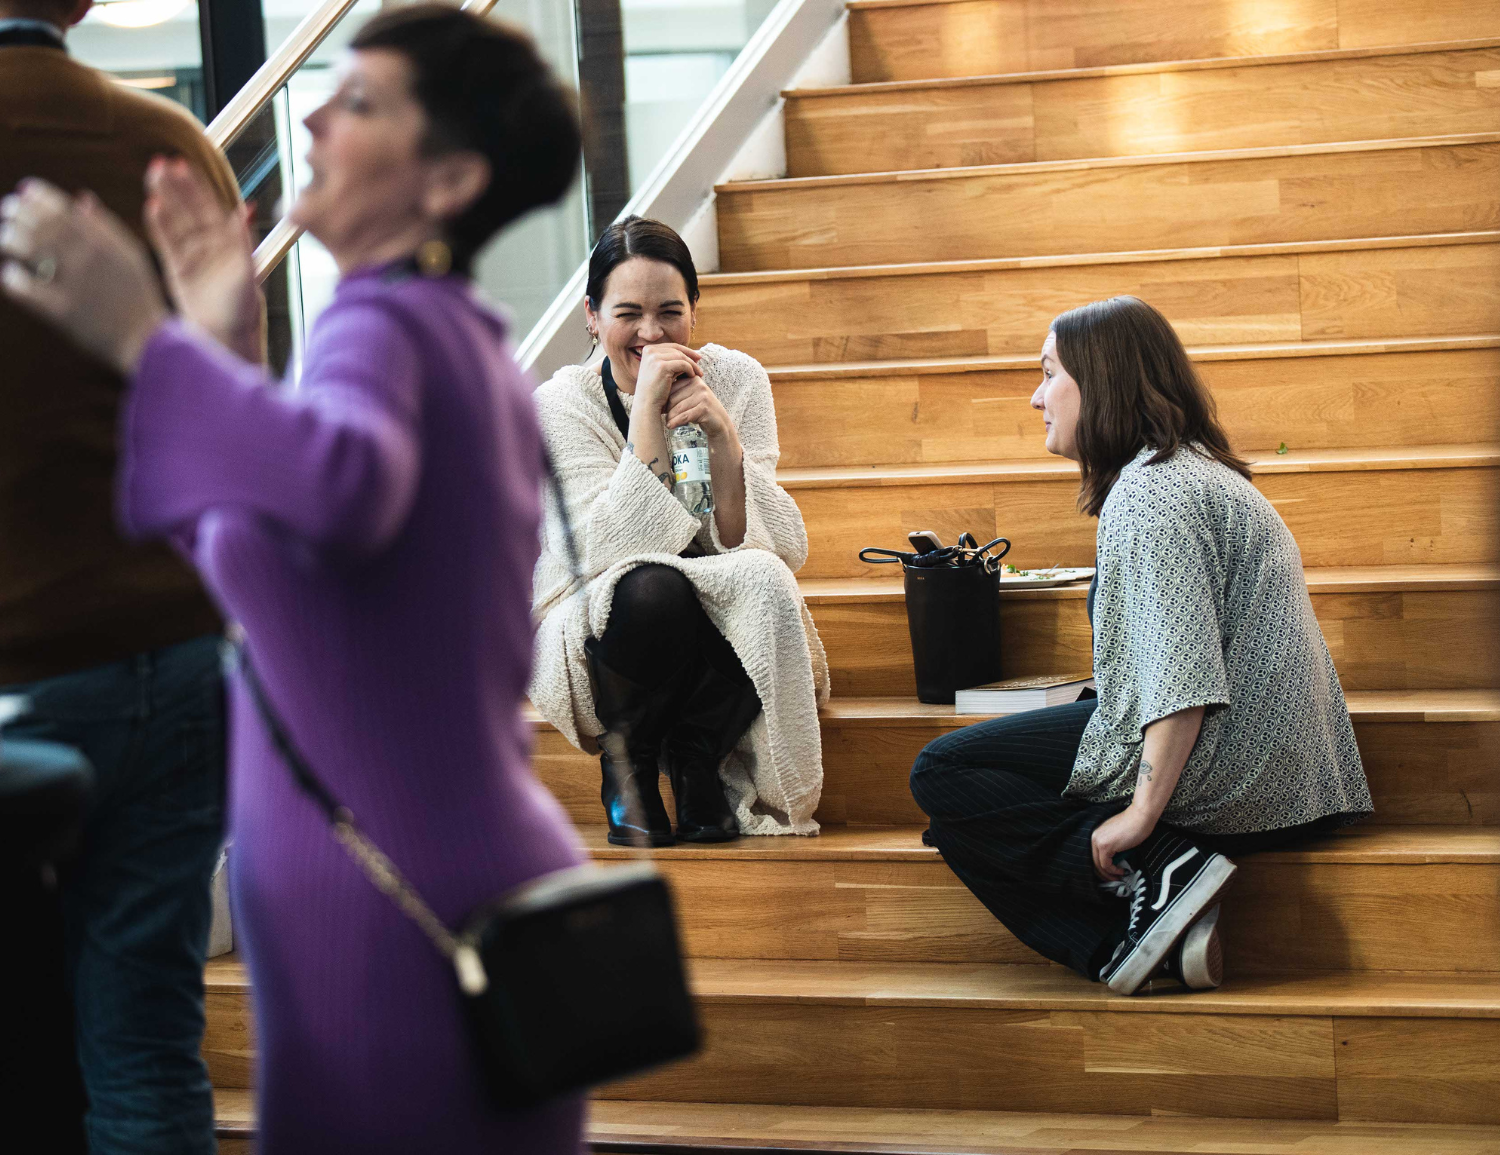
[953,675,1096,716]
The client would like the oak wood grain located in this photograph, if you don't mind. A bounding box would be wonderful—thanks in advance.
[720,138,1500,271]
[847,0,1446,84]
[766,344,1500,468]
[786,46,1500,176]
[694,237,1500,365]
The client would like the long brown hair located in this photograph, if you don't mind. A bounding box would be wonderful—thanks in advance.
[1052,296,1250,517]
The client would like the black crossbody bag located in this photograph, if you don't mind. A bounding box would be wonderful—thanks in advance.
[233,458,699,1110]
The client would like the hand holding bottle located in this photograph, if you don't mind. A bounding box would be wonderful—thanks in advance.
[635,343,701,412]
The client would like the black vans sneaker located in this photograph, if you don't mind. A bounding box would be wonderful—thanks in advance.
[1098,835,1236,995]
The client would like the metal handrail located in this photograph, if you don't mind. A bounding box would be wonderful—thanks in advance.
[206,0,364,153]
[250,0,503,281]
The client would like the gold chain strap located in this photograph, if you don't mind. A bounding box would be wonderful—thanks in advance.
[328,810,490,994]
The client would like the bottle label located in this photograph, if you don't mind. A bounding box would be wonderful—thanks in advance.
[672,446,711,485]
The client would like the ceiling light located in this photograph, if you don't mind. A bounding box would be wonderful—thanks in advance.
[92,0,192,29]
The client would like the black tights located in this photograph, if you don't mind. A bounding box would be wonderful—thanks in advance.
[593,564,752,689]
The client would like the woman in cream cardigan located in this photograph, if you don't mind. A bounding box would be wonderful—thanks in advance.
[530,217,827,844]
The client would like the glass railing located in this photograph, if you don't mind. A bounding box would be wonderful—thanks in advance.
[69,0,789,372]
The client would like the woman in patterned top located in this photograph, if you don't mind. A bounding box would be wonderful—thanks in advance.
[909,296,1372,996]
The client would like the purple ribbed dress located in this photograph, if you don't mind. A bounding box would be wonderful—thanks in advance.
[119,265,589,1153]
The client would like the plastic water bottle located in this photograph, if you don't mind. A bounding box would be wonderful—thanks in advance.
[669,422,714,516]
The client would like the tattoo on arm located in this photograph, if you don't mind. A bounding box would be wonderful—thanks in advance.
[1138,759,1155,785]
[646,456,673,490]
[624,440,635,457]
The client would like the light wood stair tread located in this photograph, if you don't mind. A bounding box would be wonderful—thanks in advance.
[581,824,1500,865]
[720,131,1500,193]
[763,336,1500,381]
[681,959,1500,1019]
[699,231,1499,288]
[525,690,1500,731]
[211,1092,1500,1152]
[200,947,1500,1019]
[786,36,1500,98]
[589,1101,1500,1155]
[799,564,1500,604]
[776,444,1500,490]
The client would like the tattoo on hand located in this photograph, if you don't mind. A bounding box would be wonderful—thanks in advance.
[1139,759,1155,784]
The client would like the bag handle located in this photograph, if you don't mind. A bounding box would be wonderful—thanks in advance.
[231,447,607,999]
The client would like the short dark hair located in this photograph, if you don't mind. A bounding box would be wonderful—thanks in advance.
[350,3,580,274]
[1052,295,1251,518]
[585,216,699,310]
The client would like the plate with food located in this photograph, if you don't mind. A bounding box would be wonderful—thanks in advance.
[998,565,1096,589]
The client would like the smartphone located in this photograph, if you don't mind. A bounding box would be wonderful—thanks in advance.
[908,530,944,554]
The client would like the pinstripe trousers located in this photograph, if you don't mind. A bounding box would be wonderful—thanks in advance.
[910,698,1331,979]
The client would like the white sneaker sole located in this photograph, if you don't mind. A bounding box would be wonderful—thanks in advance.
[1178,903,1224,990]
[1107,855,1237,995]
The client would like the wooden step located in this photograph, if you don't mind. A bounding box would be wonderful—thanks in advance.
[694,234,1500,366]
[784,41,1500,177]
[592,824,1500,974]
[847,0,1500,84]
[532,688,1500,832]
[802,565,1500,696]
[215,1091,1500,1153]
[765,338,1500,469]
[591,1100,1500,1155]
[203,953,1500,1124]
[601,958,1500,1123]
[777,445,1500,577]
[719,136,1500,272]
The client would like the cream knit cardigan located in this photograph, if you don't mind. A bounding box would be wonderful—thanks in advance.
[528,344,827,836]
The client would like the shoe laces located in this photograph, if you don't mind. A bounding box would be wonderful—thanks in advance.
[1101,867,1148,938]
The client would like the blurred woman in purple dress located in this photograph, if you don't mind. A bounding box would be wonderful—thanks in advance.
[1,6,589,1150]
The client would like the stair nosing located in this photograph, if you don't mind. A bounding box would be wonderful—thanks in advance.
[580,824,1500,866]
[784,36,1500,98]
[199,953,1500,1020]
[528,690,1500,730]
[698,231,1500,288]
[775,443,1500,491]
[763,336,1500,382]
[717,133,1500,195]
[799,564,1500,605]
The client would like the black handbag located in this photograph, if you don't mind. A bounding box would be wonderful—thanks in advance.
[860,534,1011,705]
[232,457,699,1109]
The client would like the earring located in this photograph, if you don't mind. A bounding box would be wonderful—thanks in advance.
[416,239,453,278]
[586,324,598,348]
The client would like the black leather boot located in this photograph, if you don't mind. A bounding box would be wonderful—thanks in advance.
[584,637,676,847]
[661,663,761,843]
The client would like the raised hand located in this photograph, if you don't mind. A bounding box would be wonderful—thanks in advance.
[144,157,264,363]
[0,179,168,373]
[635,342,702,411]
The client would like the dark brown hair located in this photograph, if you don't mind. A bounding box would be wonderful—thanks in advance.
[1052,295,1250,517]
[585,216,699,309]
[350,3,580,274]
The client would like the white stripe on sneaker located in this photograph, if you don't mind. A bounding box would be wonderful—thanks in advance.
[1151,848,1197,912]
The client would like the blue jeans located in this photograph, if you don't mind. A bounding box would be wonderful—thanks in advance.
[3,635,227,1155]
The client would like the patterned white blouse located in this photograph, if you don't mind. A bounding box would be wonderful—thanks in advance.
[1065,445,1373,834]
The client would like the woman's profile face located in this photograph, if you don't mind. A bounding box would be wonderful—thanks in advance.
[586,257,696,392]
[292,49,438,266]
[1032,330,1082,460]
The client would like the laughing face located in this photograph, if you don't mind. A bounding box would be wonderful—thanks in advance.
[584,256,696,393]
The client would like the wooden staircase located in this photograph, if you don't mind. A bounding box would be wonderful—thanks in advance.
[207,0,1500,1149]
